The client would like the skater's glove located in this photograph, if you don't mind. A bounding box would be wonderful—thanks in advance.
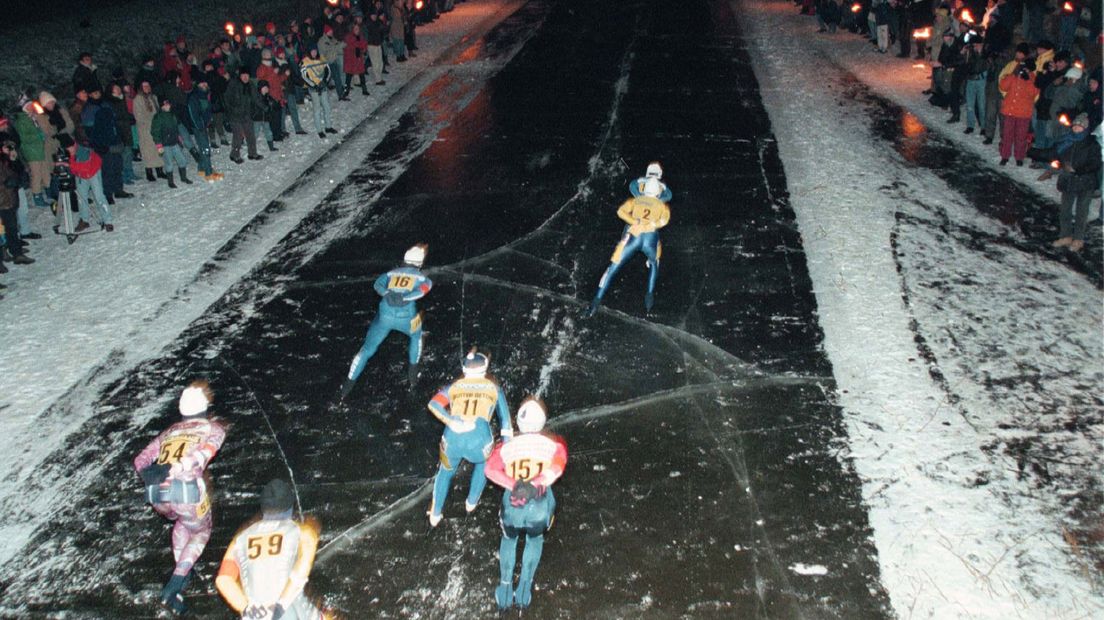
[139,463,171,485]
[271,603,285,620]
[509,480,537,507]
[384,291,406,306]
[241,603,270,619]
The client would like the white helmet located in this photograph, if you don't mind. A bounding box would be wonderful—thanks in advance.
[643,177,663,198]
[179,382,211,417]
[403,244,427,267]
[462,349,489,377]
[645,162,663,179]
[516,398,547,433]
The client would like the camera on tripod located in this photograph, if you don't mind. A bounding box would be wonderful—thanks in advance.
[53,148,75,193]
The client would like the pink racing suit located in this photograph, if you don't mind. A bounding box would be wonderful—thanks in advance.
[134,415,227,577]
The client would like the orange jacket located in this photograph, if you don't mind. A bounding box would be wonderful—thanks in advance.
[1000,73,1039,119]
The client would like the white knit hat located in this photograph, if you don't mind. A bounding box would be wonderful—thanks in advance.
[645,162,663,179]
[516,398,547,433]
[403,244,427,267]
[179,386,210,416]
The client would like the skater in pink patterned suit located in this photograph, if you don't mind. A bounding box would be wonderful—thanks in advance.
[133,380,227,616]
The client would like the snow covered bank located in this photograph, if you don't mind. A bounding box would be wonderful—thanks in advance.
[738,0,1103,617]
[0,0,524,568]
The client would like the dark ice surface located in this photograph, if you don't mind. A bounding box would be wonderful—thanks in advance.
[0,0,893,617]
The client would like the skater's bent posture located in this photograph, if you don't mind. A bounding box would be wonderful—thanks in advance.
[485,397,568,611]
[216,479,332,620]
[133,381,226,615]
[341,244,432,398]
[426,349,513,526]
[585,174,671,317]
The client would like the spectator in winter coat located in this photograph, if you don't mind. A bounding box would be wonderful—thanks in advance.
[0,142,34,264]
[256,50,288,139]
[998,62,1039,165]
[276,49,307,135]
[187,80,220,181]
[1052,114,1101,251]
[343,24,370,96]
[72,53,102,97]
[135,56,160,91]
[203,62,230,147]
[252,81,280,152]
[301,47,336,138]
[960,36,988,133]
[317,26,347,97]
[240,36,263,77]
[159,74,198,160]
[13,102,51,207]
[1084,68,1102,133]
[66,143,112,231]
[87,90,130,202]
[364,5,387,85]
[389,0,408,61]
[108,84,137,185]
[1031,46,1065,150]
[133,81,163,181]
[223,68,261,163]
[150,100,191,188]
[1044,67,1087,145]
[40,91,76,152]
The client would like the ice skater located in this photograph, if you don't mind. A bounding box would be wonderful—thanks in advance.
[133,381,226,615]
[215,480,333,620]
[426,349,513,527]
[340,244,432,398]
[628,161,673,202]
[584,169,672,317]
[485,397,568,611]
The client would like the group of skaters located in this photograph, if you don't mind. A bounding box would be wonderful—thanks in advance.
[805,0,1102,252]
[134,163,673,616]
[0,0,467,300]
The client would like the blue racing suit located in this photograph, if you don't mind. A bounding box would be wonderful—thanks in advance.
[427,376,511,517]
[346,265,432,382]
[593,195,671,304]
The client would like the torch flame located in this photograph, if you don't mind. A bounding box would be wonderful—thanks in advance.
[327,0,339,4]
[1059,113,1071,126]
[1062,1,1074,12]
[1073,60,1084,70]
[960,8,974,23]
[244,23,253,35]
[1050,160,1061,169]
[225,22,235,35]
[415,0,424,8]
[31,101,44,114]
[912,27,932,39]
[851,2,862,12]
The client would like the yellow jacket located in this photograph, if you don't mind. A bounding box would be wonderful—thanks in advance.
[617,196,670,236]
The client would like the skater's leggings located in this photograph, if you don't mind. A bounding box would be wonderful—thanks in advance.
[595,231,661,302]
[152,496,212,577]
[498,490,555,600]
[346,312,423,382]
[432,423,493,516]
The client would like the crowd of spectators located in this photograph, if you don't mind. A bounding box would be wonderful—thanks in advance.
[0,0,464,299]
[805,0,1102,252]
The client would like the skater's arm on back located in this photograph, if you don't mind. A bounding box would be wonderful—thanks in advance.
[215,538,248,613]
[484,444,514,490]
[373,273,390,296]
[278,518,321,607]
[531,435,568,487]
[401,274,432,301]
[616,199,637,225]
[132,433,163,473]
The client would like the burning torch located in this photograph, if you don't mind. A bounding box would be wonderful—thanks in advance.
[959,8,974,24]
[1050,159,1061,170]
[1062,1,1074,13]
[851,2,862,13]
[1059,113,1072,127]
[243,23,253,36]
[912,27,932,40]
[224,22,235,36]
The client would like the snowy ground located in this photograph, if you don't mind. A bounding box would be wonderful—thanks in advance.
[739,0,1103,618]
[0,0,526,569]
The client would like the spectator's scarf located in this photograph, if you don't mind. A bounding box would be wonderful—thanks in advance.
[1055,127,1088,154]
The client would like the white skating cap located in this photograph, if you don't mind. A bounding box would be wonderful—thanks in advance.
[643,177,663,198]
[179,386,210,417]
[404,244,427,267]
[645,162,663,179]
[462,350,489,377]
[516,398,546,433]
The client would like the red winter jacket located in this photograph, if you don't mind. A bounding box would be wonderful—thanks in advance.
[68,145,102,179]
[1000,73,1039,119]
[343,31,368,75]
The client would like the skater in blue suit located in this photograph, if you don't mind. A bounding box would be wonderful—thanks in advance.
[485,397,568,611]
[426,349,513,527]
[340,244,432,398]
[584,171,671,317]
